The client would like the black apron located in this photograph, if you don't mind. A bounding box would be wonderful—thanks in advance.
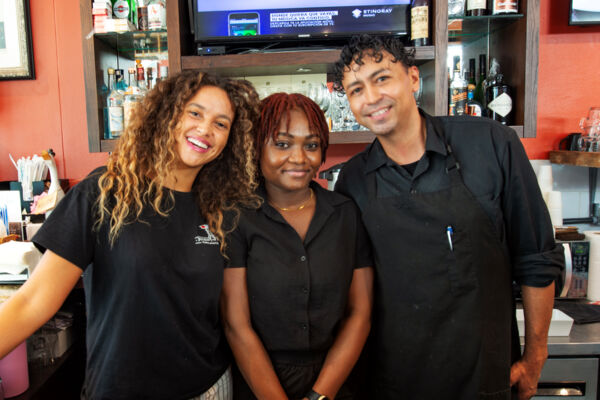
[363,122,516,399]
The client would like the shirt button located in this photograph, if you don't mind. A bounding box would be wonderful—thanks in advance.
[300,256,306,262]
[303,287,308,294]
[302,324,308,330]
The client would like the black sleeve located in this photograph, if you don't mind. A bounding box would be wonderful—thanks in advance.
[32,176,99,271]
[224,217,247,268]
[496,127,564,287]
[335,158,369,213]
[353,204,373,269]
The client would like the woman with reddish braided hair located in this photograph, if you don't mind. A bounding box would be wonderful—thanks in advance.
[0,71,261,400]
[222,92,374,400]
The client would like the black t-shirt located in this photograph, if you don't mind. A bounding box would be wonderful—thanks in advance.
[335,111,564,287]
[33,167,230,400]
[226,182,372,360]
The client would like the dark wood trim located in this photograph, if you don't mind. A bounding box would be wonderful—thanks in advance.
[80,0,101,152]
[181,46,435,77]
[166,0,184,74]
[434,0,448,116]
[524,0,539,138]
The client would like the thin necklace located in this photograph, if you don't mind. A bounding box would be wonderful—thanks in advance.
[270,189,314,211]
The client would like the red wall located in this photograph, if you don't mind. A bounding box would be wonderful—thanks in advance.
[521,0,600,159]
[1,0,599,183]
[0,0,107,183]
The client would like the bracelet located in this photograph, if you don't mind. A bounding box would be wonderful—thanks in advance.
[305,389,329,400]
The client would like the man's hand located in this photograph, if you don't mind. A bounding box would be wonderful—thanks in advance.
[514,283,555,400]
[510,355,546,400]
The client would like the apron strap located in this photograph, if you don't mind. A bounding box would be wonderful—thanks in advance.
[429,116,463,186]
[366,115,464,199]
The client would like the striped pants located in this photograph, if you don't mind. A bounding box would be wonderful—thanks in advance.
[189,367,232,400]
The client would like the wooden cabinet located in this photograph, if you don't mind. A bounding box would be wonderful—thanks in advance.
[79,0,173,153]
[80,0,539,152]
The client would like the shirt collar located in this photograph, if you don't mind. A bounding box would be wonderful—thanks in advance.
[364,109,448,173]
[257,180,347,222]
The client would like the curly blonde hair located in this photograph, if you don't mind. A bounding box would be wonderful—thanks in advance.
[95,71,261,252]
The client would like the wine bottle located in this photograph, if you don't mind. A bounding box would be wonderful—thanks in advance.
[466,0,488,16]
[485,63,513,125]
[410,0,430,47]
[473,54,486,106]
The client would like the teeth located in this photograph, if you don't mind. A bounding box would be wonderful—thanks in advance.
[188,137,208,149]
[371,108,388,117]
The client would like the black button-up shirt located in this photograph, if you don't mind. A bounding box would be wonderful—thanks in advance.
[335,111,564,287]
[226,182,372,358]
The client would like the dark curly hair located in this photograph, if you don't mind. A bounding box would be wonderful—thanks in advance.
[96,71,261,253]
[332,34,416,92]
[257,92,330,165]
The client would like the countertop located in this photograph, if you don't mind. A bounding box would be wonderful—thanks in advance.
[518,317,600,356]
[545,322,600,356]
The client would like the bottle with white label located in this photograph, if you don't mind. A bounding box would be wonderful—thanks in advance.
[466,0,488,16]
[107,68,124,138]
[491,0,518,15]
[486,73,513,125]
[147,0,167,30]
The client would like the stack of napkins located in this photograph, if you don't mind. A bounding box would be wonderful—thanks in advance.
[0,241,42,283]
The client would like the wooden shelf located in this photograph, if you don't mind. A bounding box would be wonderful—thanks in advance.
[100,125,523,152]
[101,130,377,152]
[181,46,435,77]
[549,151,600,168]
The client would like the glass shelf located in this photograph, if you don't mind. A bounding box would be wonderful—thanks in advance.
[95,30,168,60]
[448,14,524,42]
[448,14,524,21]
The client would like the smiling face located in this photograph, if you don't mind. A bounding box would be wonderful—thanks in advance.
[174,85,234,176]
[342,51,420,138]
[260,108,322,195]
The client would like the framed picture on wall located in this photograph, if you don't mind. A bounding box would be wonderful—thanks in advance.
[0,0,35,80]
[569,0,600,25]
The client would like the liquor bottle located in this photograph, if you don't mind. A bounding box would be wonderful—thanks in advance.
[100,71,110,139]
[448,0,465,18]
[466,0,488,16]
[410,0,430,47]
[113,0,137,24]
[107,68,124,138]
[115,68,128,92]
[485,60,513,125]
[137,0,149,31]
[467,58,476,91]
[123,67,141,130]
[135,60,149,95]
[146,67,154,90]
[147,0,167,30]
[466,81,483,117]
[491,0,518,15]
[473,54,486,106]
[449,56,467,116]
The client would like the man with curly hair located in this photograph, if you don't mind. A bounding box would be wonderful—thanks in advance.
[333,34,564,400]
[0,72,261,400]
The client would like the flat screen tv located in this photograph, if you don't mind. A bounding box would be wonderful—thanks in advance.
[569,0,600,25]
[193,0,410,49]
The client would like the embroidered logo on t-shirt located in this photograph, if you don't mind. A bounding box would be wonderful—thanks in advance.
[195,224,219,245]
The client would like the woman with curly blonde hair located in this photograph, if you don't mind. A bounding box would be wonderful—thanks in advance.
[0,71,261,400]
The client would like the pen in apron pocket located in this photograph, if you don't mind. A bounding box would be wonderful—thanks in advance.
[446,226,454,251]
